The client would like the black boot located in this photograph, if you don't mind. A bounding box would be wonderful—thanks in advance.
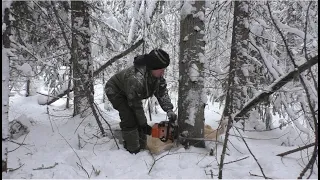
[121,129,140,154]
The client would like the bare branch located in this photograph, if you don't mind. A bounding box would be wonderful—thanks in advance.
[148,151,171,174]
[235,127,268,179]
[93,39,144,76]
[59,132,83,166]
[76,162,90,178]
[93,102,120,149]
[33,162,58,171]
[303,1,318,95]
[224,156,249,165]
[8,132,29,153]
[40,39,144,105]
[8,164,25,172]
[266,3,318,178]
[234,55,318,122]
[249,172,272,179]
[277,143,315,157]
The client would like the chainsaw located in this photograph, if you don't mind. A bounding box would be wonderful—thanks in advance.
[151,121,222,143]
[151,121,178,142]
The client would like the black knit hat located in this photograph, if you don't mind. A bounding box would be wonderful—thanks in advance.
[146,49,170,70]
[133,49,170,70]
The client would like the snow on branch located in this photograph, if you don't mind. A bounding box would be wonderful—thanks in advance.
[233,55,318,122]
[38,39,144,105]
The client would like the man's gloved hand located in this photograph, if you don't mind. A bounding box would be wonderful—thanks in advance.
[167,110,177,122]
[140,123,152,135]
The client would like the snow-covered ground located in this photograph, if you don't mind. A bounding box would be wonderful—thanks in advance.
[4,84,318,179]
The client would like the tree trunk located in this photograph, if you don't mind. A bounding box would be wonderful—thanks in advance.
[2,7,12,173]
[219,1,250,178]
[229,1,250,116]
[178,1,206,148]
[71,1,93,117]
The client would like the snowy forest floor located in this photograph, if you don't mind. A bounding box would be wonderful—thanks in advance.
[4,84,318,179]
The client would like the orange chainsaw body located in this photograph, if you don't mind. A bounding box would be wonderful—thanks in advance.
[151,121,177,142]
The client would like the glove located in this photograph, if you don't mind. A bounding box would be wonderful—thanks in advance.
[140,124,152,135]
[167,110,177,122]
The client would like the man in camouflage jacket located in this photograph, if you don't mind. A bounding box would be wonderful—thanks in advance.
[105,49,177,154]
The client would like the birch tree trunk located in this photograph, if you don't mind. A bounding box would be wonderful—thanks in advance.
[71,1,94,117]
[2,7,12,173]
[178,1,206,148]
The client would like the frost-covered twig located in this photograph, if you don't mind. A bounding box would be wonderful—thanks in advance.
[235,127,268,179]
[33,162,58,171]
[277,143,315,157]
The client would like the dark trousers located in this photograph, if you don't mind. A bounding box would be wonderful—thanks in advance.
[106,92,139,131]
[106,91,147,150]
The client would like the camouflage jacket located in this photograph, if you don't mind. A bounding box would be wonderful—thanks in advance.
[105,65,173,125]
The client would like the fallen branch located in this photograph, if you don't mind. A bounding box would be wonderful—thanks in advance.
[229,131,289,140]
[77,162,90,178]
[277,143,315,157]
[249,172,272,179]
[235,127,268,179]
[40,39,144,105]
[93,102,120,149]
[224,156,249,165]
[8,132,30,153]
[59,132,83,166]
[297,146,318,179]
[234,55,318,122]
[148,151,171,174]
[7,139,28,146]
[93,39,144,76]
[33,162,58,170]
[8,163,25,172]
